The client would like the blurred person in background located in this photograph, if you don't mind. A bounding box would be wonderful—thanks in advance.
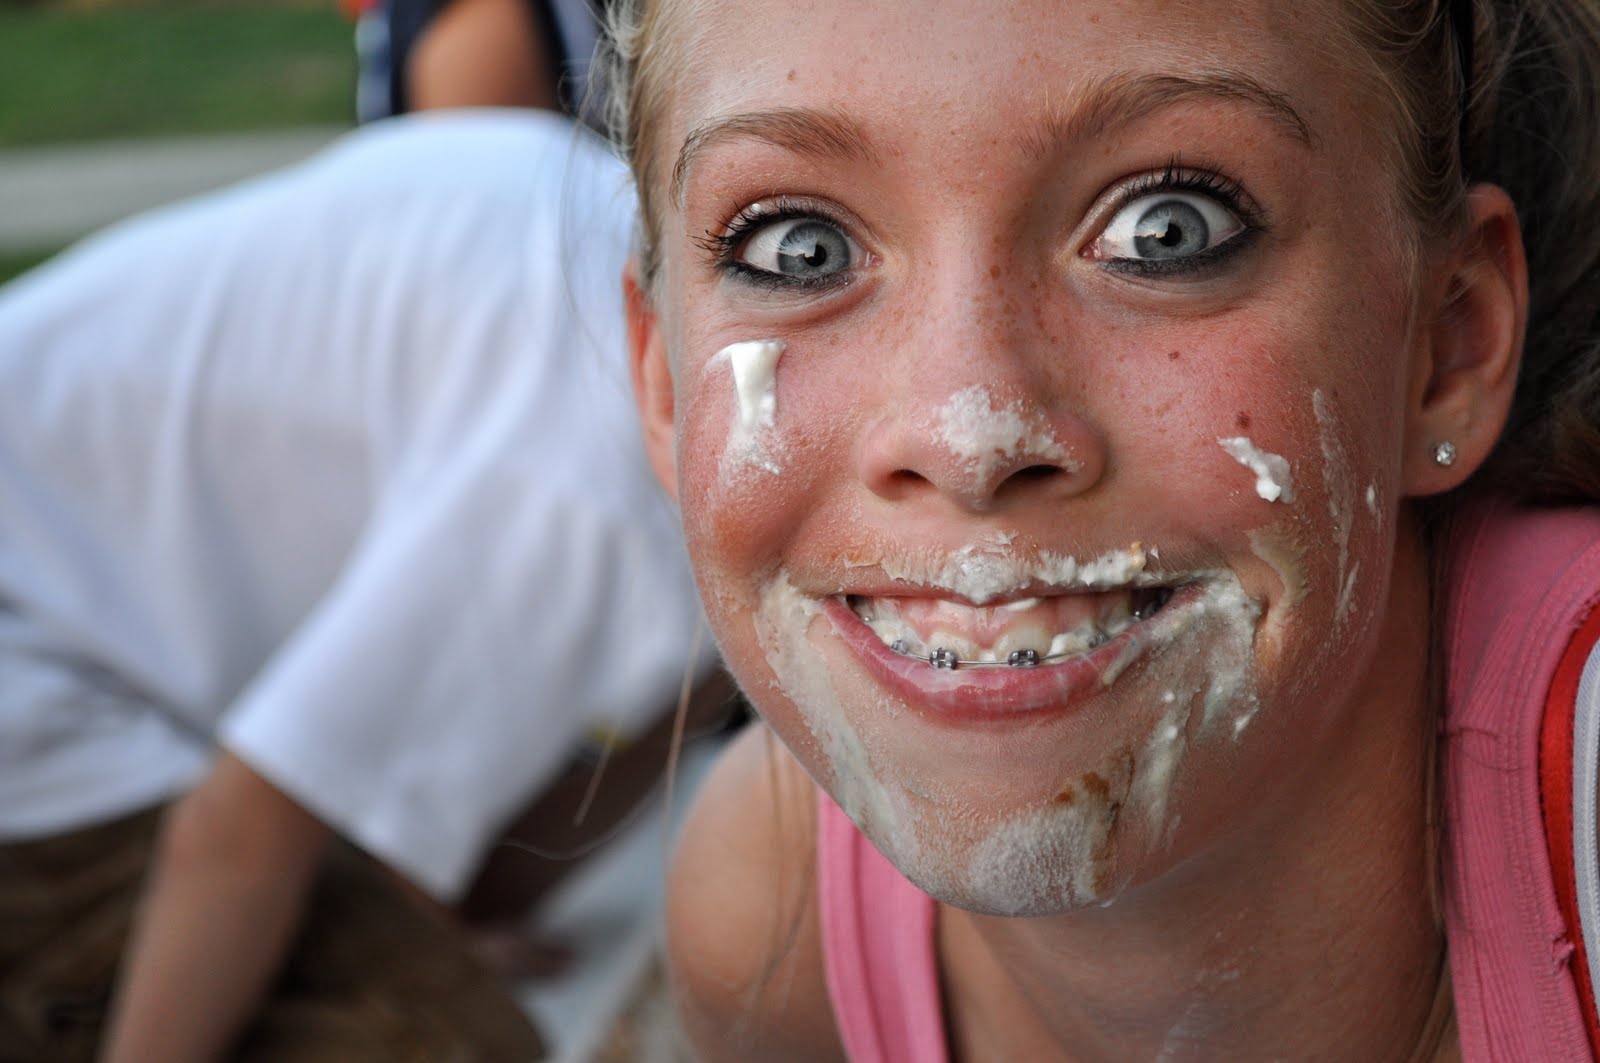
[0,8,724,1061]
[0,107,720,1063]
[354,0,611,126]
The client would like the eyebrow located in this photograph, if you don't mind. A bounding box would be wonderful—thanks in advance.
[670,69,1313,203]
[670,108,878,205]
[1021,70,1314,160]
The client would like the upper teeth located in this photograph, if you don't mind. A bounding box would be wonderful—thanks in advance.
[853,588,1171,668]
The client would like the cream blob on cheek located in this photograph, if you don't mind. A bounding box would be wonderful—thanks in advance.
[1217,436,1296,503]
[933,385,1080,489]
[726,339,784,430]
[709,339,786,477]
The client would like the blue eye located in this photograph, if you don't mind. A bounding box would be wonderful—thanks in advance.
[1092,192,1245,267]
[737,217,856,281]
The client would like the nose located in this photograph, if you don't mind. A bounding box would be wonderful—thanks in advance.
[854,234,1108,514]
[857,380,1106,513]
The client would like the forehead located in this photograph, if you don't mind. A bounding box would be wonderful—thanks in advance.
[661,0,1368,191]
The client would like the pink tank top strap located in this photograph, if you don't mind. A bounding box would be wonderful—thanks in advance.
[816,789,949,1063]
[1440,501,1600,1060]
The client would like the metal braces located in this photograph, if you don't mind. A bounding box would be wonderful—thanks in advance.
[888,638,1105,669]
[868,582,1174,671]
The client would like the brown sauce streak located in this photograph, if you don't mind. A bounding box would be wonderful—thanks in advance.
[1088,752,1136,896]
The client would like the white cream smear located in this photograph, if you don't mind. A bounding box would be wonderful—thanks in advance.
[1217,437,1295,503]
[1247,527,1307,651]
[1312,391,1358,629]
[753,545,1264,917]
[715,339,785,476]
[857,542,1161,664]
[874,538,1151,606]
[934,385,1079,496]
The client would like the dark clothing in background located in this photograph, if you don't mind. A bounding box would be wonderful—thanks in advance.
[368,0,613,125]
[0,808,546,1062]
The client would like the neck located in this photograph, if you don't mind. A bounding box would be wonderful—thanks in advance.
[941,522,1451,1062]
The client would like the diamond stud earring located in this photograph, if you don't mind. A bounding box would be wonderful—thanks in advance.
[1433,441,1458,467]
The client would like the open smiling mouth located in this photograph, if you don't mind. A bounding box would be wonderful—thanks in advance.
[845,585,1179,669]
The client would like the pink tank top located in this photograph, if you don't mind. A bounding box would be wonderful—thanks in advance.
[817,790,947,1063]
[1439,501,1600,1060]
[816,502,1600,1061]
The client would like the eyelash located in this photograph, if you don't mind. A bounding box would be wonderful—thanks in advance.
[696,161,1264,288]
[1096,159,1265,278]
[697,197,855,292]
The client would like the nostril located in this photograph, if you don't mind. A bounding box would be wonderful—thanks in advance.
[859,406,1104,509]
[1010,464,1064,483]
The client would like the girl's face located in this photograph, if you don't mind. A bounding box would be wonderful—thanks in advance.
[635,0,1431,915]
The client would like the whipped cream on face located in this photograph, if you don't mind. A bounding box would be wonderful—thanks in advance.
[714,339,786,475]
[1247,527,1307,650]
[874,541,1151,606]
[848,541,1164,665]
[755,573,906,831]
[1128,692,1191,844]
[751,553,1266,917]
[1247,528,1308,609]
[1313,390,1357,629]
[1192,579,1262,735]
[725,339,784,430]
[934,385,1080,492]
[1217,436,1295,503]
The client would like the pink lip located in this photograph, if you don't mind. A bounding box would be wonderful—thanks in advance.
[820,593,1164,724]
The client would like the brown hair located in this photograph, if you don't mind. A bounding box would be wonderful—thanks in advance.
[1341,0,1600,504]
[601,0,1600,501]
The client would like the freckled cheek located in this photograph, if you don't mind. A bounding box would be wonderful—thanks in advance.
[1106,371,1317,533]
[676,440,773,576]
[672,368,838,581]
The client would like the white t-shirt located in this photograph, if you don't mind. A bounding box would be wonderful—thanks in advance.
[0,110,708,901]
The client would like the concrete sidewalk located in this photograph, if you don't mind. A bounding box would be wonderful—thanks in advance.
[0,127,346,252]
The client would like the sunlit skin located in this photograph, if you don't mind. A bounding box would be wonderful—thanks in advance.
[634,0,1522,1058]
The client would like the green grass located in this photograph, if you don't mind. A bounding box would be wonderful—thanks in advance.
[0,4,356,148]
[0,247,62,287]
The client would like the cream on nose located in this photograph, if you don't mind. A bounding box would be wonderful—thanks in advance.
[857,383,1105,512]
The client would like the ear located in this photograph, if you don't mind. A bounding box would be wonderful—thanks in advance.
[1402,184,1528,495]
[625,259,679,499]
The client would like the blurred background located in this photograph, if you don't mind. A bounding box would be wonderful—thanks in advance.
[0,0,354,282]
[0,5,713,1060]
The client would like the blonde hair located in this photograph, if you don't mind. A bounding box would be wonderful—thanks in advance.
[597,0,687,290]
